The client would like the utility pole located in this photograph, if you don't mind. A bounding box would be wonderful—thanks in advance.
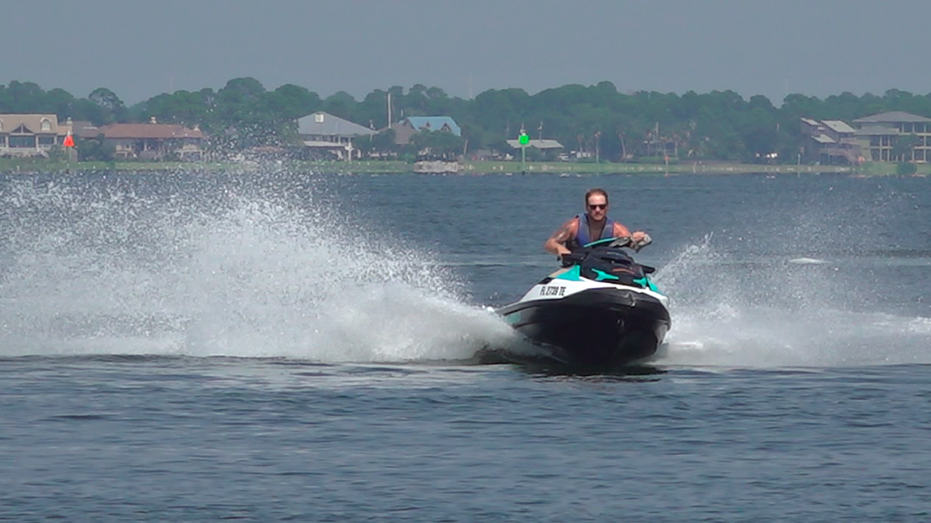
[594,131,601,163]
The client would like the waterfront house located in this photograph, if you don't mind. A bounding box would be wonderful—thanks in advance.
[0,114,71,157]
[852,111,931,162]
[89,118,205,160]
[71,120,101,139]
[399,116,461,135]
[297,111,375,160]
[505,138,564,150]
[389,116,461,146]
[800,118,862,164]
[505,138,565,161]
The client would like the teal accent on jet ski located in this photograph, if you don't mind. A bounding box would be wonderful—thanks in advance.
[592,268,620,282]
[554,266,582,281]
[633,277,662,294]
[583,238,617,248]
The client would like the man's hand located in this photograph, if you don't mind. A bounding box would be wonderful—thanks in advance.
[629,231,652,252]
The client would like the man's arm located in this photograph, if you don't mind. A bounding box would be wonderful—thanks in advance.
[613,223,647,243]
[544,218,578,256]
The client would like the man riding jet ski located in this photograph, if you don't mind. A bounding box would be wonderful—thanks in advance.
[495,188,670,365]
[543,188,650,258]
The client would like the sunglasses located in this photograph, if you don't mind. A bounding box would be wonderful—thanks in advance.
[587,204,607,210]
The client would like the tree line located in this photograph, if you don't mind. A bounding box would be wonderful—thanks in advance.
[4,78,931,163]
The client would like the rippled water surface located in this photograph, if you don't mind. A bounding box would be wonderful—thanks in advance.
[2,171,930,521]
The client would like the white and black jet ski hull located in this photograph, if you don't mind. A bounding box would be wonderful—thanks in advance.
[497,285,670,366]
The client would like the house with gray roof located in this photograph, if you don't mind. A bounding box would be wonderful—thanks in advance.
[505,138,564,150]
[400,116,461,136]
[389,116,461,146]
[800,117,861,165]
[853,111,931,125]
[373,116,465,161]
[297,111,375,160]
[852,111,931,162]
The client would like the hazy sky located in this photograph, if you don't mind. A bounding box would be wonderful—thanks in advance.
[2,0,930,105]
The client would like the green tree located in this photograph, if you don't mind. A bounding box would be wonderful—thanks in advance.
[76,133,115,161]
[213,77,283,148]
[892,134,921,162]
[2,81,46,113]
[88,87,128,124]
[355,129,397,158]
[323,91,357,120]
[356,90,391,130]
[736,107,780,162]
[266,84,322,121]
[410,130,464,160]
[143,89,213,127]
[45,88,77,120]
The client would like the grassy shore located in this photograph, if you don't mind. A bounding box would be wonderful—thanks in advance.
[2,157,928,176]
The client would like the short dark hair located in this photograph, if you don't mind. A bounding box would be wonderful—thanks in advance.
[585,188,609,206]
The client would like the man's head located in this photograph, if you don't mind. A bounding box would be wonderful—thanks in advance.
[584,188,609,220]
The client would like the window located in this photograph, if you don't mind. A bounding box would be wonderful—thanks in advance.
[40,119,52,132]
[870,136,880,146]
[904,123,913,133]
[314,113,325,123]
[9,136,35,148]
[38,136,55,147]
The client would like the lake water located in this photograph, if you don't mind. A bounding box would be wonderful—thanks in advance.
[1,170,930,521]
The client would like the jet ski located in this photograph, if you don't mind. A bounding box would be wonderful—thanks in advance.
[495,236,671,366]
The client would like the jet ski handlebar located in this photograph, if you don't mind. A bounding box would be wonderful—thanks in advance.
[585,235,652,252]
[559,235,653,267]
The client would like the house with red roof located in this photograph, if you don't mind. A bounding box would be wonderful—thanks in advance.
[80,117,206,160]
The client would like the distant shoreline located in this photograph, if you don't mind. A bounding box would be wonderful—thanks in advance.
[0,159,925,176]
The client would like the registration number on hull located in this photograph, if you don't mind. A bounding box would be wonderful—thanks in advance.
[539,285,566,297]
